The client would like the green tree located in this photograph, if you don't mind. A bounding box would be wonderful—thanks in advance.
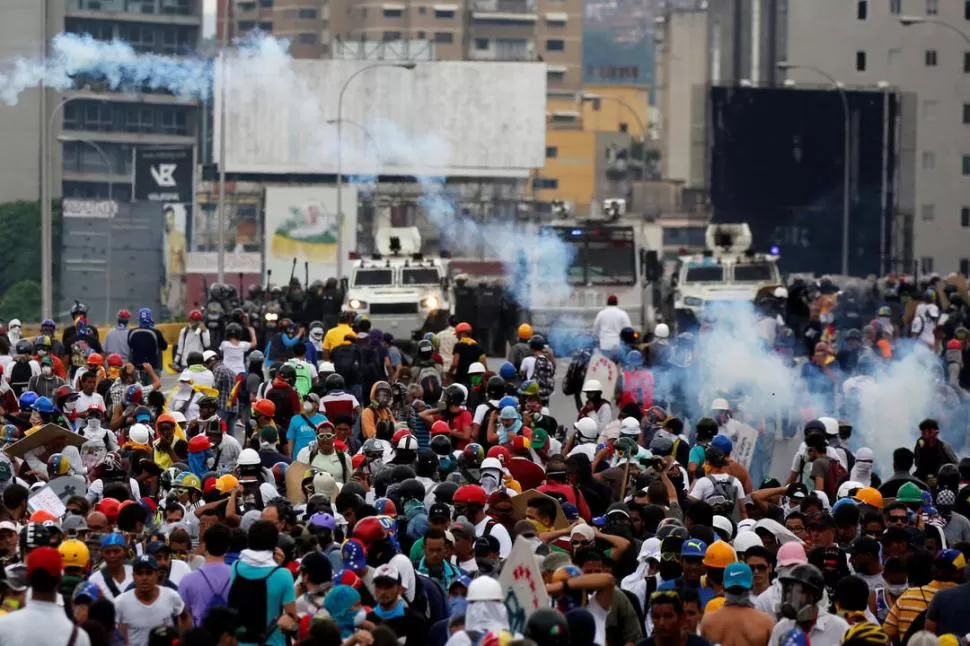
[0,200,61,313]
[0,280,43,321]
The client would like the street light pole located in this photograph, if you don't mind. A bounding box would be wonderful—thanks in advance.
[899,16,970,43]
[335,62,416,278]
[60,136,114,323]
[43,95,89,320]
[580,93,650,182]
[216,1,231,284]
[777,61,851,276]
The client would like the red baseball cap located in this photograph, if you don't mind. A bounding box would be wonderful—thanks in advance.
[27,546,63,578]
[96,498,121,521]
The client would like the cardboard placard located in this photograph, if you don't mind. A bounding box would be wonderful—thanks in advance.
[28,485,66,518]
[499,536,550,634]
[509,489,569,530]
[3,424,86,460]
[585,351,619,403]
[286,460,312,505]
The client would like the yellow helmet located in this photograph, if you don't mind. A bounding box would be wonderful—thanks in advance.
[853,487,884,510]
[58,539,91,570]
[216,474,240,494]
[702,540,737,569]
[841,621,889,646]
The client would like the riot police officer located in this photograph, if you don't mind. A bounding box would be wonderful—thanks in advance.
[453,274,478,335]
[476,281,503,356]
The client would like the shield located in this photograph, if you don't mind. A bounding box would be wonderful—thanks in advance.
[81,441,107,471]
[47,475,87,502]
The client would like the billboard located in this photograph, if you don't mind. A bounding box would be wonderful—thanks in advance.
[133,146,194,203]
[263,186,358,285]
[709,86,899,277]
[214,60,546,177]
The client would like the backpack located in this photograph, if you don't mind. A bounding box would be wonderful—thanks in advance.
[8,361,33,396]
[533,354,555,399]
[227,562,283,643]
[198,568,230,622]
[704,475,738,516]
[287,360,312,398]
[331,344,360,385]
[562,350,590,396]
[417,362,443,406]
[359,345,382,381]
[70,337,93,369]
[823,458,850,501]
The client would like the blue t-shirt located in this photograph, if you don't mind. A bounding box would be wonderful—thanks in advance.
[287,412,327,458]
[231,561,297,646]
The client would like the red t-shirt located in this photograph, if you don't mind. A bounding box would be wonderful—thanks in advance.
[436,409,473,450]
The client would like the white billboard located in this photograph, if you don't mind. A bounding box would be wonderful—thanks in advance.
[263,186,358,285]
[214,59,547,178]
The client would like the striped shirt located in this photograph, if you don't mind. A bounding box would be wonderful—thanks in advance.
[883,580,957,639]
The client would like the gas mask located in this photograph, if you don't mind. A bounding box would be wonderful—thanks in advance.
[780,581,820,623]
[375,392,391,407]
[86,417,102,431]
[480,470,501,495]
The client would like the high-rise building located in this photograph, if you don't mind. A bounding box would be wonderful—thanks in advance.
[0,1,203,204]
[217,0,583,93]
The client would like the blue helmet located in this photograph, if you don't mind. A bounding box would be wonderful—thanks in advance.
[499,362,517,379]
[624,350,643,368]
[41,319,56,331]
[138,307,154,327]
[33,397,55,415]
[18,391,38,412]
[498,395,518,410]
[73,581,103,603]
[100,532,128,549]
[711,434,734,456]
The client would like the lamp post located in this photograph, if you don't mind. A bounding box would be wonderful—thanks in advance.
[777,61,851,276]
[326,118,381,162]
[899,16,970,43]
[42,95,88,320]
[580,92,651,181]
[336,62,416,278]
[59,135,114,323]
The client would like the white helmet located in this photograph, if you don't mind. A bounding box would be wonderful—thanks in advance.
[619,417,641,437]
[818,416,840,437]
[396,435,418,451]
[480,457,503,473]
[710,398,730,411]
[128,423,151,445]
[774,286,788,299]
[237,448,261,467]
[318,361,335,373]
[468,362,486,375]
[574,417,599,441]
[582,379,603,393]
[169,411,187,425]
[733,530,764,555]
[837,480,865,500]
[654,323,670,339]
[467,576,503,602]
[712,515,734,540]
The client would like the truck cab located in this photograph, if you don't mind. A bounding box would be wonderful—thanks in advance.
[666,223,782,331]
[343,227,450,337]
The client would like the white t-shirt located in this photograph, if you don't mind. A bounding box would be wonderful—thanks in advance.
[520,356,536,380]
[689,473,745,505]
[567,443,598,462]
[475,515,512,559]
[320,392,361,414]
[473,400,501,426]
[75,391,106,413]
[219,340,252,375]
[168,559,192,586]
[588,591,610,646]
[789,443,848,475]
[116,586,185,646]
[88,564,134,600]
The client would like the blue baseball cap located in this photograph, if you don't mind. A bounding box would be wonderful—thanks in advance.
[711,435,733,456]
[341,538,367,571]
[681,538,708,558]
[132,554,158,571]
[723,561,753,591]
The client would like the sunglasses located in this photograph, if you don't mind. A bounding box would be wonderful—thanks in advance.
[317,432,335,441]
[887,516,908,524]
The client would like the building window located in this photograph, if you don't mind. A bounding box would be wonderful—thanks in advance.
[962,206,970,227]
[546,146,558,158]
[857,0,867,19]
[964,155,970,175]
[619,122,628,133]
[547,70,565,83]
[921,257,935,274]
[259,0,273,6]
[239,21,256,31]
[856,51,866,71]
[237,1,256,10]
[434,32,453,43]
[890,0,901,14]
[383,8,403,17]
[417,31,425,39]
[966,0,970,19]
[964,103,970,124]
[888,48,901,67]
[534,178,559,189]
[546,39,565,51]
[926,50,938,67]
[922,151,936,170]
[419,6,426,13]
[965,52,970,72]
[922,204,936,221]
[927,0,939,15]
[298,33,317,44]
[259,21,273,31]
[298,8,317,18]
[962,259,970,276]
[435,9,455,18]
[383,31,401,41]
[158,108,188,135]
[475,38,488,50]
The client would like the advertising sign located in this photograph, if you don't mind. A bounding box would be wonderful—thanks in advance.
[133,146,194,203]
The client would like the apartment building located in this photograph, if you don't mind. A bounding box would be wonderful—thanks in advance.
[217,0,583,92]
[778,0,970,275]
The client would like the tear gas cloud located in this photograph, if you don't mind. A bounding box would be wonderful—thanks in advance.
[651,301,952,472]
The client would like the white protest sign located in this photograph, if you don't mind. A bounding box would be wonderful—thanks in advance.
[731,421,759,470]
[28,485,67,518]
[585,351,619,402]
[499,536,549,634]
